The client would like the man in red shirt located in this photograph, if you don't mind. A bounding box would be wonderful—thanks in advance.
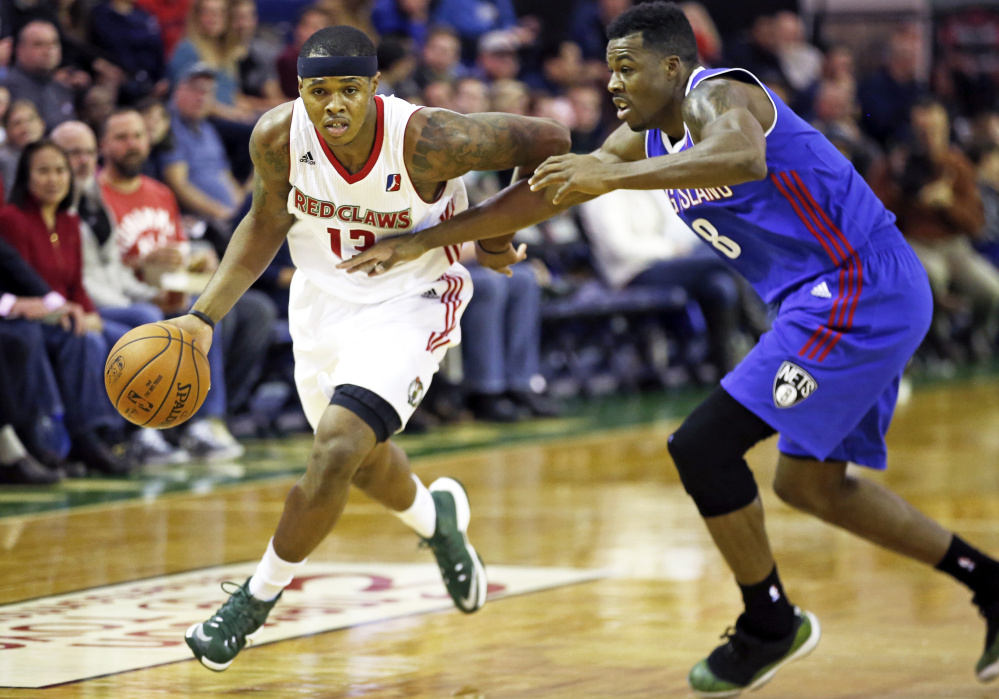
[99,108,276,459]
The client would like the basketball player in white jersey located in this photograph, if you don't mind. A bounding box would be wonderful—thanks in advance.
[168,25,570,671]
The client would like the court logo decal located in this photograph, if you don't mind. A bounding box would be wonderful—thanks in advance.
[0,562,602,688]
[773,361,817,408]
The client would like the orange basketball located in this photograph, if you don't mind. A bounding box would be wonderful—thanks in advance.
[104,322,211,429]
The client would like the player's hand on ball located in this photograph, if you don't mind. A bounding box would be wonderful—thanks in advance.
[528,153,611,204]
[165,313,215,355]
[336,235,425,276]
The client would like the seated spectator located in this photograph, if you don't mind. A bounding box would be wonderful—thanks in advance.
[100,108,276,454]
[230,0,285,115]
[472,30,521,83]
[453,76,489,115]
[420,78,454,109]
[874,98,999,362]
[161,64,245,233]
[136,95,172,182]
[810,80,882,180]
[431,0,520,65]
[87,0,168,104]
[523,40,585,95]
[276,4,332,99]
[724,13,787,88]
[2,20,76,129]
[858,28,926,147]
[372,0,430,50]
[491,78,529,116]
[0,99,45,197]
[579,188,748,375]
[0,141,132,474]
[135,0,191,59]
[682,1,722,66]
[413,25,465,89]
[168,0,239,117]
[375,36,420,101]
[0,85,11,141]
[970,142,999,269]
[567,84,605,154]
[772,11,822,94]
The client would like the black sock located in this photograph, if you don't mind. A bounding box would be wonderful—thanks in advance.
[936,535,999,608]
[737,565,795,640]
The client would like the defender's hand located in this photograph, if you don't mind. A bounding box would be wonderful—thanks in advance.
[165,313,215,355]
[528,153,611,205]
[475,242,527,277]
[336,235,426,277]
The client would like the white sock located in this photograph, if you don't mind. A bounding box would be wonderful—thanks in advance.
[393,474,437,539]
[0,425,27,465]
[248,539,306,601]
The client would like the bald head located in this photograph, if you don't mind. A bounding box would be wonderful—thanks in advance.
[51,121,98,187]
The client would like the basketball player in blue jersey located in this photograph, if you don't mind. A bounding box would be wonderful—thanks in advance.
[166,26,570,671]
[342,3,999,695]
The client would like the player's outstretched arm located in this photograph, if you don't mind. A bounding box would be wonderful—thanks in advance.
[175,104,297,345]
[530,78,769,204]
[338,120,646,277]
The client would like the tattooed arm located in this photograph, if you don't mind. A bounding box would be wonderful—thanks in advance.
[176,104,296,344]
[530,78,770,205]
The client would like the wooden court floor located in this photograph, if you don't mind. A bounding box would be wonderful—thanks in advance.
[2,377,999,698]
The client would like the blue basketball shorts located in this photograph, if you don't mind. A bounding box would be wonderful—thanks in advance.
[720,231,932,470]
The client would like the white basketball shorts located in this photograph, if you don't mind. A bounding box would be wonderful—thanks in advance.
[288,265,472,433]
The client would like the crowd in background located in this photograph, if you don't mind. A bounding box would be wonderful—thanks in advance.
[1,0,999,485]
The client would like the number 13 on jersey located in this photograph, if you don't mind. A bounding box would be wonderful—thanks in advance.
[328,227,376,259]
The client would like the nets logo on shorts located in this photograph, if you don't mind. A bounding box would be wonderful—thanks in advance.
[386,174,402,192]
[773,361,817,408]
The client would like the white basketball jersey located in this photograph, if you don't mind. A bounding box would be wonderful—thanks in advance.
[285,95,467,303]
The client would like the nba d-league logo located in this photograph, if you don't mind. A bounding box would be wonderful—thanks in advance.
[773,361,818,408]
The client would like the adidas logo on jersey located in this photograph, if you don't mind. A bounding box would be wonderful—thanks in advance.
[810,281,831,298]
[300,151,316,165]
[421,288,439,299]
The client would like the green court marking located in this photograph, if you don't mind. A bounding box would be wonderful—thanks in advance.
[1,367,996,520]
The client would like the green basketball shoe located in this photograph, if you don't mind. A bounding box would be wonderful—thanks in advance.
[185,578,281,671]
[421,477,487,613]
[688,608,821,698]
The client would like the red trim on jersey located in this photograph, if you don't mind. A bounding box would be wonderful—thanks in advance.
[771,173,841,264]
[315,95,385,184]
[444,245,455,264]
[426,273,464,352]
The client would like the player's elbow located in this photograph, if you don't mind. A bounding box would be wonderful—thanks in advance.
[738,149,768,182]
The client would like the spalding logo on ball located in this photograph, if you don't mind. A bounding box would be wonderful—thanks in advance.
[104,323,210,429]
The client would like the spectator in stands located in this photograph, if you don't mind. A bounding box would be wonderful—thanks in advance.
[375,36,420,100]
[524,40,585,95]
[413,25,464,89]
[0,139,132,474]
[87,0,168,104]
[473,30,521,83]
[724,14,787,88]
[421,78,454,109]
[773,11,822,94]
[858,28,926,147]
[491,78,529,116]
[580,188,745,375]
[567,84,605,154]
[811,80,882,180]
[0,85,10,138]
[100,108,275,453]
[136,95,172,182]
[230,0,284,115]
[162,63,244,232]
[2,19,75,129]
[372,0,430,50]
[0,98,45,197]
[682,1,722,67]
[453,76,489,115]
[432,0,520,64]
[135,0,191,59]
[276,4,332,99]
[874,98,999,362]
[970,142,999,269]
[570,0,631,64]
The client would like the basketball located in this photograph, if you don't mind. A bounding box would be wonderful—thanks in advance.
[104,322,211,429]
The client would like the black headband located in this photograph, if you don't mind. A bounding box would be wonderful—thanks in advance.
[297,55,378,78]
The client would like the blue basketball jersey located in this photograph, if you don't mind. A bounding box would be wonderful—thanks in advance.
[645,66,899,304]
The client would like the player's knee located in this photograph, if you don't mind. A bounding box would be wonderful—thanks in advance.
[307,429,368,494]
[772,456,851,517]
[667,421,759,518]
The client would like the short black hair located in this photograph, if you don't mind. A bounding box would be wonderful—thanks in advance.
[300,25,376,59]
[607,1,698,64]
[9,139,75,212]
